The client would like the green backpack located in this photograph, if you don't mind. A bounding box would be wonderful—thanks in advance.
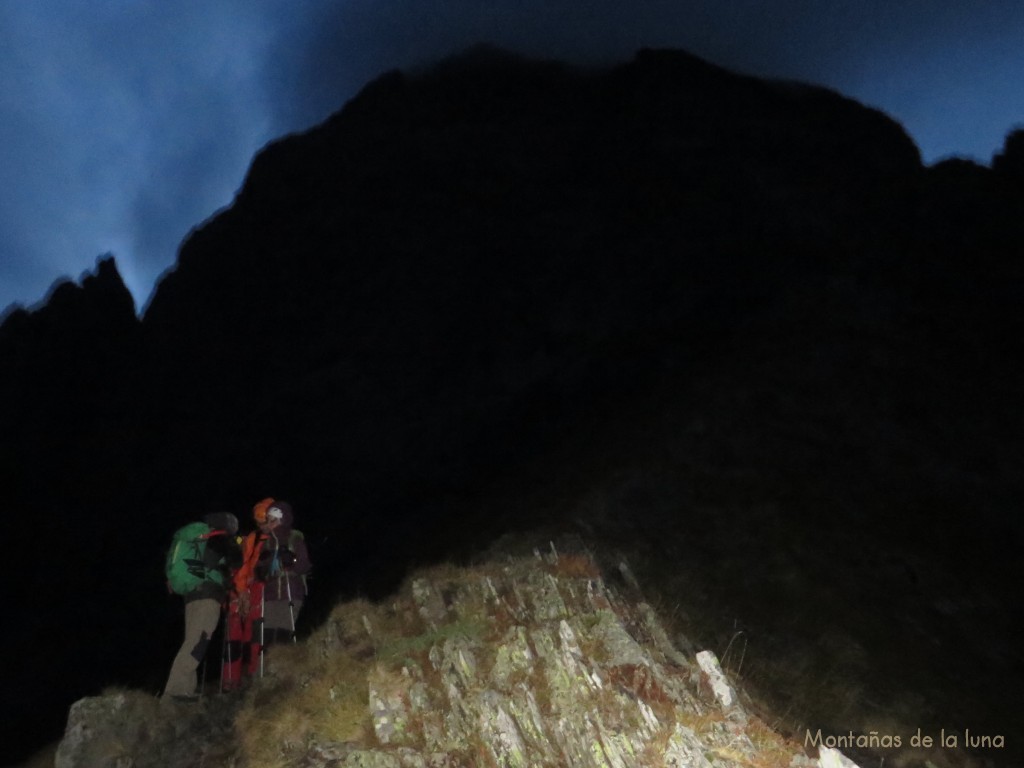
[165,522,227,595]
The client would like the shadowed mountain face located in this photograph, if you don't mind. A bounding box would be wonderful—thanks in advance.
[3,48,1023,766]
[0,257,140,497]
[140,48,923,504]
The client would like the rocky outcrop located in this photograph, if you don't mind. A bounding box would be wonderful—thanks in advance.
[55,552,851,768]
[54,689,243,768]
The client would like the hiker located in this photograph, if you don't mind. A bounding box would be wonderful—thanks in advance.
[222,498,311,688]
[162,511,240,701]
[254,499,311,644]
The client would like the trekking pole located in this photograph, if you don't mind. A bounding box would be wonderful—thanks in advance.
[200,653,208,699]
[285,572,297,644]
[258,584,266,678]
[199,624,211,700]
[219,601,229,694]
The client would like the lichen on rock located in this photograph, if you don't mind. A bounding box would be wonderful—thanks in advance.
[54,552,847,768]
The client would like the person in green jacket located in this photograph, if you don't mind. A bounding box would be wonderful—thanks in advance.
[162,511,240,701]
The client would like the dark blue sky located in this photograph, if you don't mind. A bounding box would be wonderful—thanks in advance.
[2,0,1022,316]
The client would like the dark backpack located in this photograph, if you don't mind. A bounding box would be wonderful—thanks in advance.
[165,522,228,595]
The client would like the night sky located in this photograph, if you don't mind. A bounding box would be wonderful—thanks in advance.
[2,0,1022,316]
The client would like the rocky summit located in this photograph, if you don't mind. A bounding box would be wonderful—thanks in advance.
[52,549,866,768]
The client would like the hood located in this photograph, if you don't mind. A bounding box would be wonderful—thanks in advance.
[203,511,239,536]
[267,499,294,531]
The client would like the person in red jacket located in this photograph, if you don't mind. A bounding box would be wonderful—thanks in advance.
[222,498,311,689]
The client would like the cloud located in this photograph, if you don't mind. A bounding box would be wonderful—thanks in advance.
[0,1,279,313]
[2,0,1023,314]
[265,0,825,132]
[266,0,1024,161]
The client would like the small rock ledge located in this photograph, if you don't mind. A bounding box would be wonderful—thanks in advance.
[56,550,858,768]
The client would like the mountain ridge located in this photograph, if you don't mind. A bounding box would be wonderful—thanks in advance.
[3,47,1022,766]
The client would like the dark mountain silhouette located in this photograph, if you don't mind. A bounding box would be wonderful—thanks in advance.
[3,48,1022,766]
[1,257,140,497]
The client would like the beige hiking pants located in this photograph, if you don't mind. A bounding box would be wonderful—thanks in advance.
[162,597,221,698]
